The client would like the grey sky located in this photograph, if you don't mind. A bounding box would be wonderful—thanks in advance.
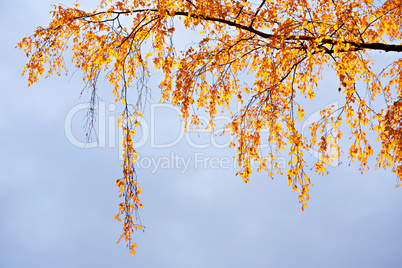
[1,1,402,267]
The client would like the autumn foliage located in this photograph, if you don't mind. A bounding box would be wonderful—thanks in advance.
[18,0,402,254]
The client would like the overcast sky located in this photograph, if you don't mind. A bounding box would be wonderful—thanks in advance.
[1,1,402,267]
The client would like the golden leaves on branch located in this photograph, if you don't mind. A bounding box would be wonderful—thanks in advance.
[376,99,402,186]
[18,0,402,254]
[115,109,144,254]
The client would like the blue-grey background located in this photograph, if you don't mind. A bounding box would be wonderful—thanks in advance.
[1,1,402,267]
